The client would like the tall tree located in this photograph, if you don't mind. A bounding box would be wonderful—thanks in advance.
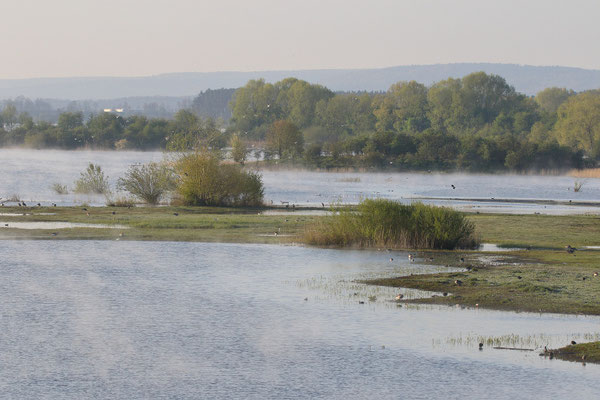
[1,104,18,131]
[373,81,429,133]
[87,112,125,148]
[554,91,600,157]
[427,78,463,134]
[266,120,304,159]
[230,133,248,164]
[283,80,333,128]
[535,87,575,114]
[230,79,280,136]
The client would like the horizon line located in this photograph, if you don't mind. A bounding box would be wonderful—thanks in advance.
[1,62,599,82]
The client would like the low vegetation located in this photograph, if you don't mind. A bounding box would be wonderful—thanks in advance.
[51,183,68,195]
[304,199,478,250]
[105,196,136,208]
[366,212,600,316]
[0,205,313,244]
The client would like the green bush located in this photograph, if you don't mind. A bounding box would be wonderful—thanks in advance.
[117,162,176,205]
[74,163,110,194]
[175,151,264,207]
[305,199,478,250]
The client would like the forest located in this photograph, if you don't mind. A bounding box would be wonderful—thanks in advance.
[1,72,599,172]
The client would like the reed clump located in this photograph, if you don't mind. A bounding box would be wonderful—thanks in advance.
[304,199,479,250]
[568,168,600,178]
[51,183,69,195]
[105,196,136,207]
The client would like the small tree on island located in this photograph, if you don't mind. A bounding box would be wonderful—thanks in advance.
[230,133,248,165]
[117,162,176,205]
[175,150,264,207]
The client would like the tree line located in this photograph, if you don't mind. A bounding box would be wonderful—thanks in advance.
[1,72,599,171]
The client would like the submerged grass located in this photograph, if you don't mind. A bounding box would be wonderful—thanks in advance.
[304,199,479,250]
[367,249,600,315]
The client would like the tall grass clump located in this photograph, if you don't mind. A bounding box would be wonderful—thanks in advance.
[105,196,136,207]
[117,162,176,205]
[74,163,110,194]
[175,150,264,207]
[304,199,478,250]
[51,183,69,195]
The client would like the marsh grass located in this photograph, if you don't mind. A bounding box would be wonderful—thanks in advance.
[440,333,600,350]
[304,199,479,250]
[568,168,600,178]
[106,196,136,207]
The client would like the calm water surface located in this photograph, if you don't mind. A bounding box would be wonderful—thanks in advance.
[1,149,599,214]
[0,240,598,399]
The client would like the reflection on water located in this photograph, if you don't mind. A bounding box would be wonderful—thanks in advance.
[0,240,598,399]
[1,149,599,214]
[478,243,521,252]
[0,221,127,229]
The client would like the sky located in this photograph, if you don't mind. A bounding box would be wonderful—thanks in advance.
[1,0,599,79]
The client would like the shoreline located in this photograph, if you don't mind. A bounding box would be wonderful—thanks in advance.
[409,196,600,207]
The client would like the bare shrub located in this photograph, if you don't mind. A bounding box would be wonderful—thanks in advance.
[117,162,176,205]
[74,163,110,194]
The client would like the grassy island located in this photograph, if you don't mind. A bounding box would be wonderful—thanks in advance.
[544,342,600,363]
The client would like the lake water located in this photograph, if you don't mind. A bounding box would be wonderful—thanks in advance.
[0,240,598,399]
[1,149,599,214]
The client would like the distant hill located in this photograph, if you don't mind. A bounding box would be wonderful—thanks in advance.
[1,63,600,100]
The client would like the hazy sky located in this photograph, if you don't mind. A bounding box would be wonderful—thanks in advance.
[2,0,599,79]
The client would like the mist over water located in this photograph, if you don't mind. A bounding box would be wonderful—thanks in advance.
[0,240,598,399]
[0,149,599,215]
